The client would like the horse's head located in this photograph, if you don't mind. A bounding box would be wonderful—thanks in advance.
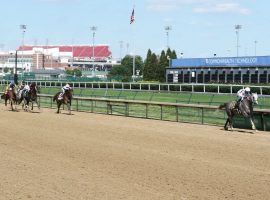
[251,93,258,105]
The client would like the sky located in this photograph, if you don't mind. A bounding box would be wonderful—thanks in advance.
[0,0,269,59]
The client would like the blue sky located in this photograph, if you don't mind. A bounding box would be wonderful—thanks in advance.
[0,0,269,59]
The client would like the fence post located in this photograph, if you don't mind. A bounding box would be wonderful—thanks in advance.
[125,103,129,116]
[176,106,179,122]
[160,105,163,120]
[146,104,148,118]
[91,100,93,113]
[201,107,204,124]
[76,99,79,111]
[261,113,265,131]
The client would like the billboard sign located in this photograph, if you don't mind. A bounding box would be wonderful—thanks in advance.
[171,56,270,68]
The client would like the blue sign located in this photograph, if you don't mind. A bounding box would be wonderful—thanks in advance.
[171,56,270,68]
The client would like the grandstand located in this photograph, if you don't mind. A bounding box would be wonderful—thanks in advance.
[167,56,270,84]
[18,45,112,61]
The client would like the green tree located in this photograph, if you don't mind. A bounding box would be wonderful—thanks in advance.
[73,68,82,77]
[109,55,143,82]
[157,50,167,82]
[3,67,9,73]
[108,65,130,82]
[65,68,82,77]
[143,49,153,81]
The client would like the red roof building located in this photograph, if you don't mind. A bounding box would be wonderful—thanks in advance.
[18,45,112,60]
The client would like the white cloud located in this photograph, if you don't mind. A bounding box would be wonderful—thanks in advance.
[147,0,251,15]
[194,2,251,14]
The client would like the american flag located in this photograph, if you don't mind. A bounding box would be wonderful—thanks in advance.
[130,8,135,24]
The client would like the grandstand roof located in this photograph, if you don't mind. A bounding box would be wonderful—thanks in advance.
[18,45,112,59]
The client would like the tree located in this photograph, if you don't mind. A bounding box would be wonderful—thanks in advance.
[65,68,82,77]
[144,53,158,81]
[108,55,143,82]
[143,48,178,82]
[108,65,130,82]
[3,67,9,73]
[73,68,82,77]
[143,49,153,81]
[157,50,167,82]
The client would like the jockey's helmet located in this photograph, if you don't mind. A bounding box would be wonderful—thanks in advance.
[245,87,251,92]
[65,84,70,87]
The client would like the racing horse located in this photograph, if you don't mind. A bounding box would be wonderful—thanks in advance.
[1,89,17,111]
[219,93,258,131]
[21,83,40,111]
[53,89,73,114]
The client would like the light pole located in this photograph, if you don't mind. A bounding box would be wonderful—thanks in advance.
[180,52,184,59]
[90,26,97,76]
[126,43,129,55]
[235,24,242,57]
[20,24,27,72]
[10,51,18,85]
[254,40,258,56]
[164,26,172,49]
[119,40,123,60]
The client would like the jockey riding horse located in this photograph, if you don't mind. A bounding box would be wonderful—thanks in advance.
[21,82,40,111]
[53,86,73,115]
[1,81,17,111]
[219,93,258,131]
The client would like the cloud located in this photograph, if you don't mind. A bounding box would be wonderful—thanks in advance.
[147,0,251,15]
[194,2,251,14]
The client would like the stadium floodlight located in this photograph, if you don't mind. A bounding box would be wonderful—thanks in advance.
[164,26,172,49]
[119,40,123,60]
[254,40,258,56]
[90,26,97,75]
[20,24,27,46]
[20,24,27,72]
[235,24,242,57]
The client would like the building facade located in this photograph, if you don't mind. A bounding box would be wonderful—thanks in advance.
[166,56,270,84]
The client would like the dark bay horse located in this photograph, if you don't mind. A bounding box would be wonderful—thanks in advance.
[219,93,258,131]
[20,84,40,111]
[1,89,17,111]
[53,89,73,114]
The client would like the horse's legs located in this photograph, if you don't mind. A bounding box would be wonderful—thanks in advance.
[67,103,71,115]
[10,99,14,111]
[56,102,61,113]
[224,118,229,130]
[250,118,256,130]
[228,116,234,131]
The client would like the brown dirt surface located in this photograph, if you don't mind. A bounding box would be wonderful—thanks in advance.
[0,105,270,200]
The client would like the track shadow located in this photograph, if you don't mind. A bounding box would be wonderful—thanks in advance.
[220,128,255,134]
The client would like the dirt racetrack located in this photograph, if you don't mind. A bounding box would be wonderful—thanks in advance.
[0,105,270,200]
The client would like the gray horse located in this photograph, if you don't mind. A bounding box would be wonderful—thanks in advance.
[219,93,258,131]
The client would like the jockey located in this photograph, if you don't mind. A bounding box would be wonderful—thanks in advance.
[5,81,16,94]
[22,84,30,94]
[236,87,252,109]
[18,80,26,98]
[19,80,26,90]
[58,83,72,100]
[237,87,252,102]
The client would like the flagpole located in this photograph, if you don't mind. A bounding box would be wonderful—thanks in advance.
[130,5,135,82]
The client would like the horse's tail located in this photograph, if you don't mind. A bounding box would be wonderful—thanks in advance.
[53,93,59,102]
[219,103,226,110]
